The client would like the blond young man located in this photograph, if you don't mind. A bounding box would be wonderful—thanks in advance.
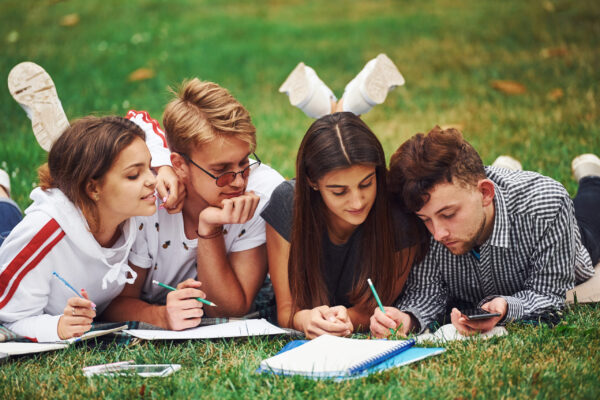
[103,79,284,330]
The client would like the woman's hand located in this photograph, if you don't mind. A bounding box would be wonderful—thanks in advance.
[294,305,353,339]
[163,279,205,330]
[57,292,96,340]
[155,166,186,213]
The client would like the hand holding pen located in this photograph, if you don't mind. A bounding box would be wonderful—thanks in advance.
[53,271,96,340]
[155,278,213,331]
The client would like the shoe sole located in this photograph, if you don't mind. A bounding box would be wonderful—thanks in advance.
[362,54,405,104]
[492,155,522,171]
[572,153,600,181]
[8,62,69,151]
[278,62,312,106]
[0,169,10,196]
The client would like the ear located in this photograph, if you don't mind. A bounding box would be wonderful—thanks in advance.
[170,152,189,180]
[477,179,495,207]
[86,179,100,201]
[306,177,319,191]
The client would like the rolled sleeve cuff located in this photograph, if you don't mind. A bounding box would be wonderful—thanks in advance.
[479,295,523,323]
[397,306,426,334]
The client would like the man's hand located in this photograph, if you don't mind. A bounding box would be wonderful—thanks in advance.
[155,166,186,213]
[370,307,415,338]
[295,306,353,339]
[197,192,260,235]
[164,279,205,330]
[451,297,508,335]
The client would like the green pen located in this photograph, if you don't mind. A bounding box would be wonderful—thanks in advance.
[367,278,395,335]
[152,280,217,307]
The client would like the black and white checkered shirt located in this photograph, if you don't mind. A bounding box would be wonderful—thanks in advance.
[398,166,595,331]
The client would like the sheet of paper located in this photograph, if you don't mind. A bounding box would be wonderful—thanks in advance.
[416,323,507,344]
[125,319,286,340]
[0,342,68,355]
[62,324,129,344]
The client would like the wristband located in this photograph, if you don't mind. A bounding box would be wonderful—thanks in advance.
[196,226,224,239]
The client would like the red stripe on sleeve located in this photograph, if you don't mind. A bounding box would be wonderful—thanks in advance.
[0,219,64,309]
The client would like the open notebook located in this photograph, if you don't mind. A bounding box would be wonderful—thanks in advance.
[258,334,418,379]
[0,324,128,356]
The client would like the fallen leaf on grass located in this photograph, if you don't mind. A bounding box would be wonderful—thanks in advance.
[547,88,564,101]
[491,80,527,95]
[540,47,569,58]
[6,30,18,43]
[543,1,555,12]
[59,14,80,27]
[128,68,155,82]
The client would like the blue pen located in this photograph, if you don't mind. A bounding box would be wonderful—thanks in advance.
[52,271,83,298]
[52,271,96,310]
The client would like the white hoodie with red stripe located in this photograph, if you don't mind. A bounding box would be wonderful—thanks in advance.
[0,188,138,342]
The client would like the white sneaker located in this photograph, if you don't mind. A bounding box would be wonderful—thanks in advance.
[279,62,336,119]
[0,169,10,197]
[491,155,523,171]
[8,62,70,152]
[341,53,405,115]
[572,153,600,182]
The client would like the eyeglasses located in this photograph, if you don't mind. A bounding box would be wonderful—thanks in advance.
[177,152,261,187]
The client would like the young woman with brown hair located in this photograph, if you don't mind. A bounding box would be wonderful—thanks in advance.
[261,112,426,338]
[0,116,157,341]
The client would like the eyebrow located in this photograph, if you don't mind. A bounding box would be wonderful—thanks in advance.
[325,171,376,188]
[417,205,456,217]
[415,205,458,219]
[207,152,251,169]
[123,162,146,170]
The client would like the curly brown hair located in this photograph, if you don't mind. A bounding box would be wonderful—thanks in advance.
[389,125,486,212]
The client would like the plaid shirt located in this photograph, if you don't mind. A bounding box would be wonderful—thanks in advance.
[398,166,595,332]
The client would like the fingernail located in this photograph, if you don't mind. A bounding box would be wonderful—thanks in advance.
[162,196,168,203]
[159,203,165,209]
[91,302,97,308]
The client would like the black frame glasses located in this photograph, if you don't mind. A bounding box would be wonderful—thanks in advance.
[177,152,261,187]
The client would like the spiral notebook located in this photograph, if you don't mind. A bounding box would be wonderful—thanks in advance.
[258,334,416,378]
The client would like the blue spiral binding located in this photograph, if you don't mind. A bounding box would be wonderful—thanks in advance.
[347,338,416,375]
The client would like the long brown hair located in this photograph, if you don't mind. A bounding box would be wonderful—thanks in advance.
[289,112,406,321]
[38,116,145,232]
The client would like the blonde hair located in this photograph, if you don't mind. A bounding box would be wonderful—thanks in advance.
[162,78,256,153]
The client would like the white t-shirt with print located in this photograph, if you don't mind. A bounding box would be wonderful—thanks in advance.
[128,162,284,304]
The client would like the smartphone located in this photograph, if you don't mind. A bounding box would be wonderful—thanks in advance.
[460,308,501,320]
[125,364,181,377]
[83,362,181,377]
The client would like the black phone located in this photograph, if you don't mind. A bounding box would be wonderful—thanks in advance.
[460,308,501,320]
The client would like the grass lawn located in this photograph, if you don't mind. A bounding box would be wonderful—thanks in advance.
[1,0,599,398]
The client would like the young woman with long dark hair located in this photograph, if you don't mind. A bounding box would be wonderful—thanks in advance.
[261,112,426,338]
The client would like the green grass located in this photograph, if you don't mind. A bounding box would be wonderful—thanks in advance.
[1,0,599,398]
[1,305,599,399]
